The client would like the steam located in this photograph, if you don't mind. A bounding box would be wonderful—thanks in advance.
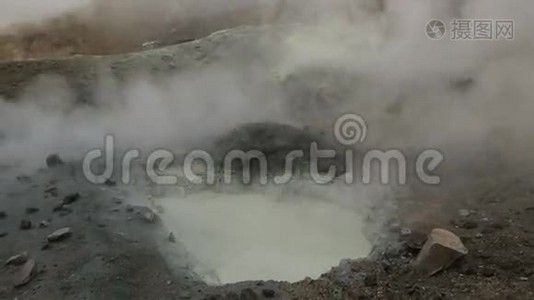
[1,0,534,284]
[0,64,290,170]
[276,0,534,156]
[0,0,89,29]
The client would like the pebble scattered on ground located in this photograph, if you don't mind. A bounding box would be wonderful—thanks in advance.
[19,220,32,230]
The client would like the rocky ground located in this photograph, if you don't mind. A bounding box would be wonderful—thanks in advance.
[1,25,534,300]
[0,25,280,102]
[2,146,534,300]
[0,163,191,299]
[0,0,271,62]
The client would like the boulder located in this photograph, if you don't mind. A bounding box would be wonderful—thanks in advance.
[14,259,37,287]
[413,228,468,276]
[5,252,29,266]
[47,227,72,242]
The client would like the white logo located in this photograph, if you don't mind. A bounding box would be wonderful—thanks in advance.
[334,113,368,145]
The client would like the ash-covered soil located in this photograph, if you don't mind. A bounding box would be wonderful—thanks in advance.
[0,164,194,299]
[0,0,271,62]
[2,144,534,299]
[0,25,280,102]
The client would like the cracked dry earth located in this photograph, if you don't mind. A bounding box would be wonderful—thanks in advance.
[1,26,534,300]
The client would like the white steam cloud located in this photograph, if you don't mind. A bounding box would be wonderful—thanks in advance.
[0,0,90,29]
[1,0,534,284]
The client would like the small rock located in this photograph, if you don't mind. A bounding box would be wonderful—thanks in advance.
[240,288,258,300]
[20,220,32,230]
[363,273,378,287]
[451,77,475,92]
[133,206,157,223]
[406,283,421,295]
[458,209,471,218]
[142,40,161,49]
[168,232,176,243]
[262,289,276,298]
[16,176,31,183]
[405,231,427,251]
[104,179,116,186]
[459,220,478,230]
[62,193,80,205]
[488,221,507,230]
[413,228,468,276]
[476,251,491,259]
[53,204,72,216]
[389,222,401,232]
[25,207,39,214]
[0,211,6,219]
[5,252,29,266]
[143,211,156,223]
[44,186,58,197]
[14,259,37,287]
[58,208,73,217]
[46,154,64,168]
[39,220,50,228]
[47,227,72,242]
[460,265,477,275]
[401,228,412,236]
[520,277,529,281]
[0,232,7,238]
[481,268,495,277]
[481,226,497,234]
[41,243,51,251]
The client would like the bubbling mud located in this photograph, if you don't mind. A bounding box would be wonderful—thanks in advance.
[158,189,372,284]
